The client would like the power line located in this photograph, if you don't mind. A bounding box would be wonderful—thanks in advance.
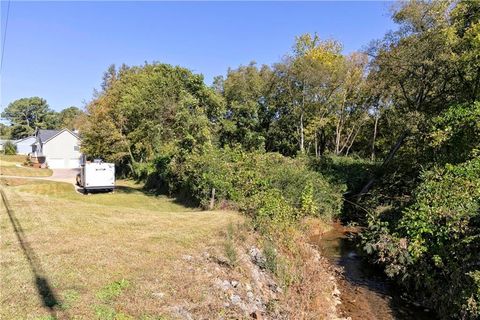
[1,0,11,72]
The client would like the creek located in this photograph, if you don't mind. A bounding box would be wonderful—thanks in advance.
[311,223,437,320]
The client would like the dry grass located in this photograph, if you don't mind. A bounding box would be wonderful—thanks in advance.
[0,155,53,177]
[0,178,243,319]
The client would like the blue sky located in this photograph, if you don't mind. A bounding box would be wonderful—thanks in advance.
[1,1,396,112]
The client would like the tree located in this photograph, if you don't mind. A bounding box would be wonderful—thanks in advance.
[1,97,57,138]
[58,106,84,130]
[81,63,223,177]
[218,62,273,151]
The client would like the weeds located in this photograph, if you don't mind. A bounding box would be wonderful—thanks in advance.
[59,289,80,310]
[96,279,130,302]
[223,223,238,267]
[263,241,277,275]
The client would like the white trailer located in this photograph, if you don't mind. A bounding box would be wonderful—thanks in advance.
[77,160,115,193]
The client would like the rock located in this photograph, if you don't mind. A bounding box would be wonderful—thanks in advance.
[231,280,239,288]
[171,306,193,320]
[230,294,242,305]
[182,254,193,261]
[250,311,263,319]
[332,287,341,297]
[247,291,254,300]
[152,292,165,299]
[250,267,261,284]
[249,247,266,268]
[245,283,253,291]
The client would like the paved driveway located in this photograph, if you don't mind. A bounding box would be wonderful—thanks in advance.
[49,168,80,183]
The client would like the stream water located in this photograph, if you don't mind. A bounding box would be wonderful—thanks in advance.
[311,223,437,320]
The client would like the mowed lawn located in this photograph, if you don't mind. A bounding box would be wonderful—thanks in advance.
[0,178,242,319]
[0,155,53,177]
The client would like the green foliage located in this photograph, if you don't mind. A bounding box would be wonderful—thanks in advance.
[429,101,480,164]
[81,63,223,177]
[57,106,84,130]
[3,141,17,155]
[311,154,377,193]
[152,146,344,225]
[363,158,480,318]
[1,97,58,138]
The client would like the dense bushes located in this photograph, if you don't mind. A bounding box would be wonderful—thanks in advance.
[147,146,344,228]
[359,101,480,319]
[362,158,480,318]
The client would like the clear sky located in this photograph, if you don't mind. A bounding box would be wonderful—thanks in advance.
[0,1,396,112]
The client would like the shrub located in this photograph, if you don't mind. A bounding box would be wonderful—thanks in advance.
[3,141,17,155]
[151,146,344,224]
[362,158,480,318]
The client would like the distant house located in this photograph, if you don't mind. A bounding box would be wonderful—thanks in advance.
[31,129,82,169]
[14,136,36,155]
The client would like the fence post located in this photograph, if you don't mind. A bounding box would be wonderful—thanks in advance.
[209,188,216,210]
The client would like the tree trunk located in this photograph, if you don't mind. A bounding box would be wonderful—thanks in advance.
[299,111,305,153]
[355,131,409,201]
[371,115,379,161]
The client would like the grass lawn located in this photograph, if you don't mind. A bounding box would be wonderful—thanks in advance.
[0,178,243,319]
[0,155,53,177]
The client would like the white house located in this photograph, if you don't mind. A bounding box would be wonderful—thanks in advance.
[14,136,36,155]
[31,129,82,169]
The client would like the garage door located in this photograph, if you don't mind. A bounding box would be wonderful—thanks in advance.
[47,158,66,169]
[68,158,80,168]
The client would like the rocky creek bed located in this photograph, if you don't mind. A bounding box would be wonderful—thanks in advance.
[311,223,438,320]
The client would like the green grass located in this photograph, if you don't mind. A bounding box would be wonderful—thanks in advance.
[96,279,130,302]
[0,154,53,177]
[0,178,243,319]
[1,178,193,213]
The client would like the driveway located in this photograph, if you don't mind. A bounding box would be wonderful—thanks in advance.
[1,168,80,185]
[49,168,80,183]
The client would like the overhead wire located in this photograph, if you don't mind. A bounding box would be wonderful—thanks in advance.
[1,0,12,72]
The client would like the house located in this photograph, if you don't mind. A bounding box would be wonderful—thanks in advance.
[31,129,82,169]
[14,136,36,155]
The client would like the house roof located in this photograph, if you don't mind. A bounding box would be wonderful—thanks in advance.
[37,128,80,144]
[14,136,35,144]
[37,130,61,143]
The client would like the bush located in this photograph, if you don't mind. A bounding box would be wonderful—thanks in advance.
[362,158,480,318]
[3,141,17,155]
[150,146,344,226]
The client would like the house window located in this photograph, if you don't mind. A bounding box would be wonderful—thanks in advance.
[74,146,80,151]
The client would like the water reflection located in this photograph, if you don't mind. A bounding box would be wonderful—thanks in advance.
[312,224,436,320]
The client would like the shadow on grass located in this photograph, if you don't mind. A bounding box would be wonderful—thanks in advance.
[0,188,62,315]
[79,184,200,209]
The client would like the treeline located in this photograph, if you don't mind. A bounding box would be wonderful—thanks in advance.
[0,97,84,139]
[63,0,480,318]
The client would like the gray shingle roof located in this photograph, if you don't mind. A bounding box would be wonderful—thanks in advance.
[37,129,62,143]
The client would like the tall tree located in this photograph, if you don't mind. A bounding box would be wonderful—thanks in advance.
[1,97,57,138]
[81,63,223,177]
[57,106,84,130]
[218,62,273,151]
